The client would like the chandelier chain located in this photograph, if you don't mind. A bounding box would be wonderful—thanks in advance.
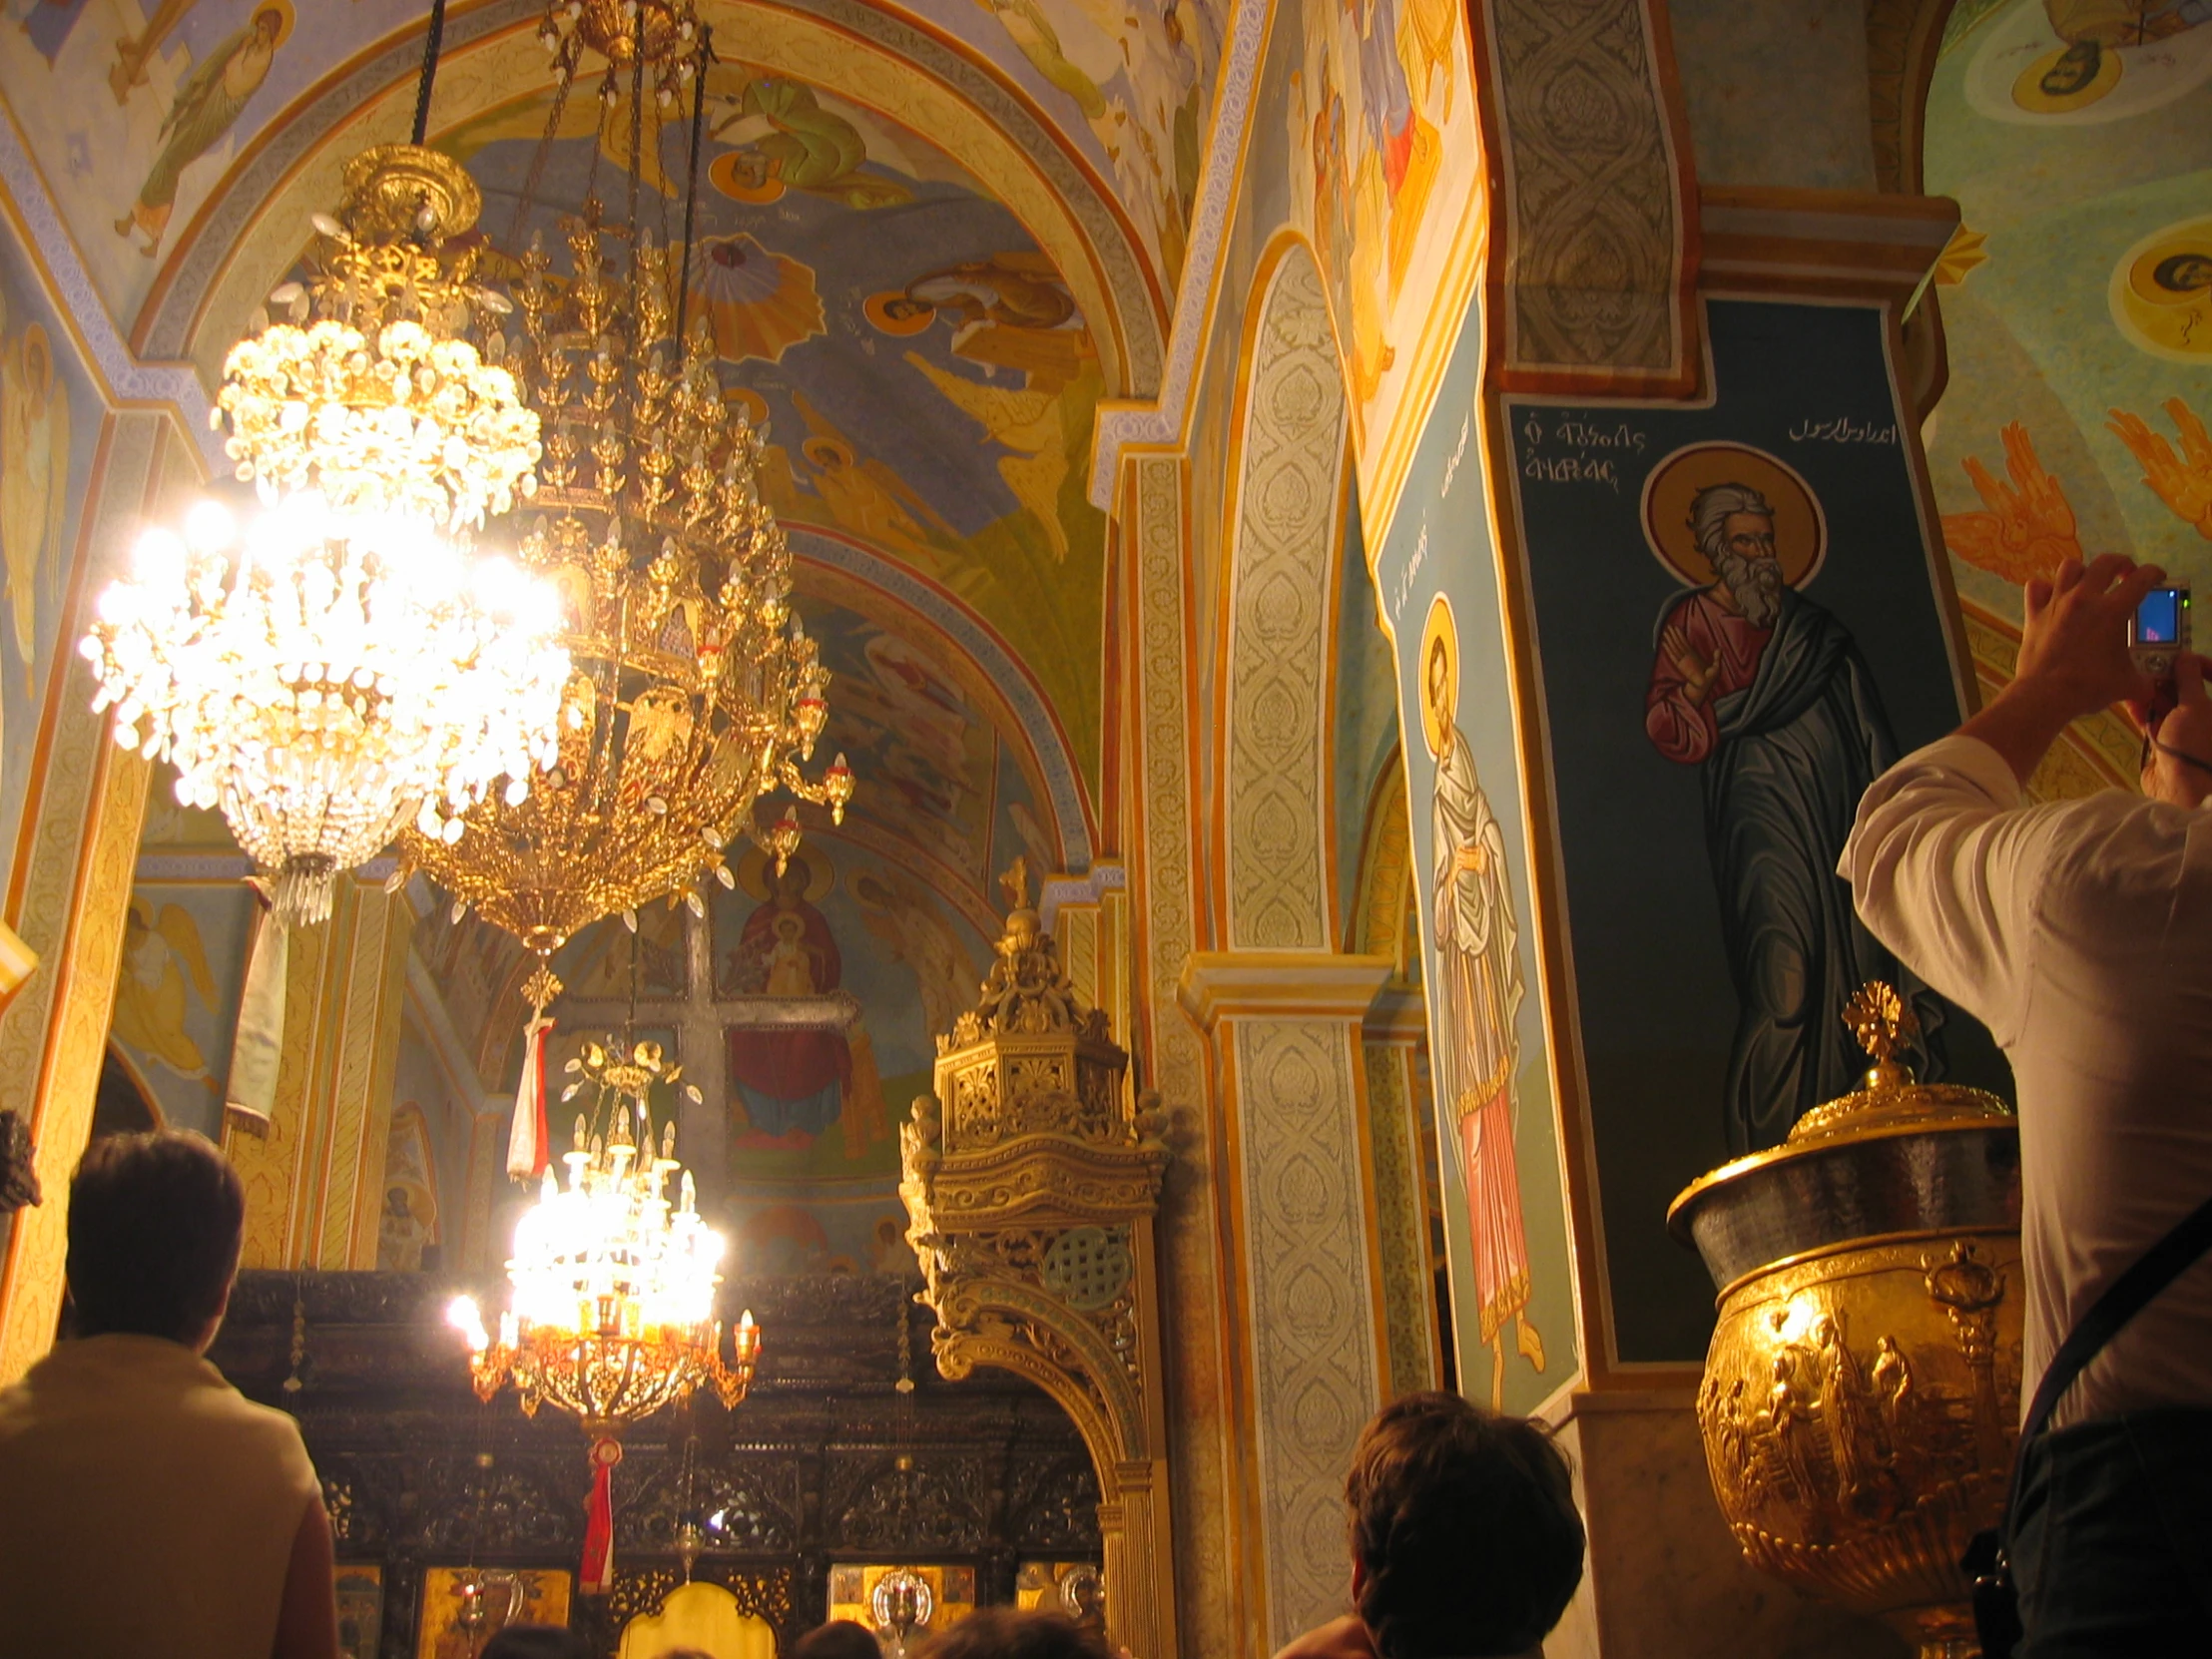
[410,0,449,148]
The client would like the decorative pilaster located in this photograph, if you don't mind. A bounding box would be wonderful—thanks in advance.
[902,864,1176,1659]
[1177,950,1391,1650]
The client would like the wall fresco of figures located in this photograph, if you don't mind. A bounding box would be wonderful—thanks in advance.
[1367,296,1578,1415]
[105,879,256,1139]
[1926,0,2212,748]
[1281,0,1482,513]
[0,219,101,887]
[1504,298,2014,1365]
[1182,0,1478,703]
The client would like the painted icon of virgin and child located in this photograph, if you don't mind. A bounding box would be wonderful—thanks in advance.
[721,851,889,1159]
[1642,445,1946,1155]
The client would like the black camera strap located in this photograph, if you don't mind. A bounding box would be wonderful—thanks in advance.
[2017,1191,2212,1458]
[1970,1190,2212,1657]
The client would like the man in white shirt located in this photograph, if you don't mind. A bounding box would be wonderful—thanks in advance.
[1842,554,2212,1654]
[0,1129,339,1659]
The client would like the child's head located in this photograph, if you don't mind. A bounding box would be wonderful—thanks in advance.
[774,912,805,942]
[1347,1392,1585,1658]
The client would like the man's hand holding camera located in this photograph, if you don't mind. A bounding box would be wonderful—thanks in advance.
[1960,555,2212,807]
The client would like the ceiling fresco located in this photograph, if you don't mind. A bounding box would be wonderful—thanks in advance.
[438,74,1108,793]
[1926,0,2212,639]
[0,0,1219,345]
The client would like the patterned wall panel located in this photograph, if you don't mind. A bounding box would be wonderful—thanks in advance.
[1362,1039,1436,1395]
[1476,0,1692,384]
[1224,255,1348,951]
[1233,1018,1382,1646]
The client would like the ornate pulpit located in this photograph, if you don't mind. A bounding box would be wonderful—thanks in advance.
[900,865,1177,1658]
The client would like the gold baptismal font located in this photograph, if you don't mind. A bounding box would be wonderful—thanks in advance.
[1670,983,2021,1658]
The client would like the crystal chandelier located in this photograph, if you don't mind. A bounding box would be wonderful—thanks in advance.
[79,0,565,928]
[394,6,852,986]
[218,145,540,533]
[82,496,566,927]
[448,1033,758,1591]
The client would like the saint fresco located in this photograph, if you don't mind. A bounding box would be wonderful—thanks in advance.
[1642,444,1941,1152]
[1418,597,1545,1408]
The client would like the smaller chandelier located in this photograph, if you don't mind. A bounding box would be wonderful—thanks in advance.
[449,1036,756,1428]
[449,1034,755,1593]
[81,493,567,927]
[219,145,540,534]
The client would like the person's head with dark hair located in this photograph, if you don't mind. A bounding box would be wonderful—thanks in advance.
[919,1608,1113,1659]
[478,1626,593,1659]
[793,1620,884,1659]
[1345,1392,1584,1659]
[66,1130,244,1350]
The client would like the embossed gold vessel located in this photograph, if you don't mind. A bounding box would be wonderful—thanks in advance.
[1668,985,2021,1659]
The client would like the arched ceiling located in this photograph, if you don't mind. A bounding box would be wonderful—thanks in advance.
[0,0,1217,862]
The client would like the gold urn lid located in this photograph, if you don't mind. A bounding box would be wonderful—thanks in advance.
[1666,983,2016,1275]
[1777,981,2012,1150]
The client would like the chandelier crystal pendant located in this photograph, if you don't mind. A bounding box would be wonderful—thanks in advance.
[394,9,852,981]
[82,496,568,927]
[448,1034,759,1592]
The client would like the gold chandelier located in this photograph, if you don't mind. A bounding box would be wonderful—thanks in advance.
[448,1033,758,1591]
[394,1,851,980]
[448,1037,758,1430]
[218,145,540,533]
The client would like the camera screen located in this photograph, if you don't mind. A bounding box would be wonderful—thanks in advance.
[2136,588,2185,646]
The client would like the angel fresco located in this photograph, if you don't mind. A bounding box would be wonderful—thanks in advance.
[1939,422,2086,588]
[2109,397,2212,540]
[964,0,1215,282]
[905,353,1082,562]
[114,3,288,258]
[790,391,964,573]
[852,864,978,1044]
[0,304,70,696]
[110,898,220,1087]
[708,76,913,210]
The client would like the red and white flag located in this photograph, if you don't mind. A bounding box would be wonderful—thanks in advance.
[506,1012,555,1180]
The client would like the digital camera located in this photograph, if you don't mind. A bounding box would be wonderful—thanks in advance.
[2130,584,2191,682]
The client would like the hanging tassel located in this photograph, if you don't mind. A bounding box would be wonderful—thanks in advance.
[507,1010,556,1180]
[580,1436,623,1593]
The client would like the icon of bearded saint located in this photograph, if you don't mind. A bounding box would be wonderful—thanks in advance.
[1645,478,1945,1155]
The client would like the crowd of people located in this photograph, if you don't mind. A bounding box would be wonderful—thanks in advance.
[0,1128,1585,1659]
[6,553,2206,1657]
